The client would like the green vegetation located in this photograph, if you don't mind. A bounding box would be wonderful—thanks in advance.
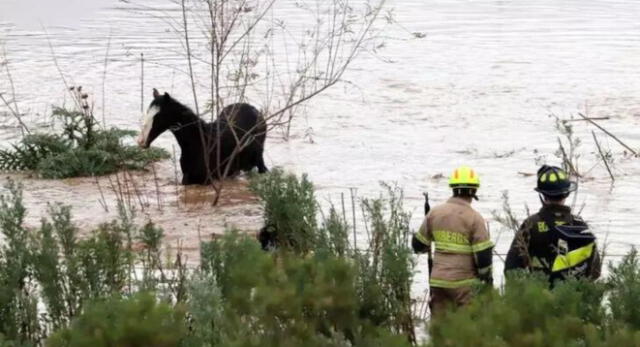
[249,170,318,254]
[47,293,186,347]
[0,170,416,346]
[189,232,411,347]
[428,259,640,347]
[0,106,168,179]
[0,179,152,345]
[1,171,640,346]
[249,169,416,343]
[428,272,606,347]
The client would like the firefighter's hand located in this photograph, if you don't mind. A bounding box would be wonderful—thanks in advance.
[423,192,430,215]
[412,234,430,254]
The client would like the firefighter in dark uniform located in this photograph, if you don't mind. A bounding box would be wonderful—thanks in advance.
[505,165,601,282]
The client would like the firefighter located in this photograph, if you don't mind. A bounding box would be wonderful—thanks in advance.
[412,166,494,316]
[504,165,601,283]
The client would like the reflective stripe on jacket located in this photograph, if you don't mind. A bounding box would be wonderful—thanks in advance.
[504,204,601,282]
[417,197,493,288]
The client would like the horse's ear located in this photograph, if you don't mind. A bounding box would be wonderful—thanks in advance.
[153,88,160,98]
[164,92,171,98]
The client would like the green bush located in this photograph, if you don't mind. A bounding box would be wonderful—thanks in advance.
[0,180,160,345]
[316,207,351,257]
[41,230,412,347]
[0,134,71,172]
[354,185,415,343]
[6,171,640,346]
[188,232,411,347]
[0,106,169,178]
[250,171,416,343]
[249,168,318,254]
[47,293,185,347]
[37,148,118,178]
[607,249,640,329]
[427,271,610,347]
[0,180,41,345]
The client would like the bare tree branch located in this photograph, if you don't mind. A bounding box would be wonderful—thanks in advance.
[1,46,31,134]
[182,0,200,116]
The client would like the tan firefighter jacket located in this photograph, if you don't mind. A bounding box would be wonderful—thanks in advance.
[415,197,494,288]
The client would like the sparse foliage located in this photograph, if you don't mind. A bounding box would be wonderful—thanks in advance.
[551,114,582,177]
[491,190,525,235]
[149,0,389,203]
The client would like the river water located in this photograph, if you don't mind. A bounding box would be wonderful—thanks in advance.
[1,0,639,285]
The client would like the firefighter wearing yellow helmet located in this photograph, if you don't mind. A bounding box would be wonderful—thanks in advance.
[412,166,493,316]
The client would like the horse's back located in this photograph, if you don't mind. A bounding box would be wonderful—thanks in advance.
[219,103,265,136]
[213,103,268,174]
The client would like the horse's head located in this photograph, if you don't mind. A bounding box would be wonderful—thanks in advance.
[137,88,178,148]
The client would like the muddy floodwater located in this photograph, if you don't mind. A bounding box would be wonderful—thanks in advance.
[1,0,640,285]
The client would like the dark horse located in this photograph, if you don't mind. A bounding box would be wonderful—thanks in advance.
[137,89,268,184]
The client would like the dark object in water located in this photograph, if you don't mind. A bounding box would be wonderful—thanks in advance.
[257,224,277,251]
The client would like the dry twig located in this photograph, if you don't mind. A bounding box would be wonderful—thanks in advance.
[591,130,615,182]
[1,47,30,134]
[578,112,637,156]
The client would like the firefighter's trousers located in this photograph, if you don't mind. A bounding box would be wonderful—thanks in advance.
[429,286,473,317]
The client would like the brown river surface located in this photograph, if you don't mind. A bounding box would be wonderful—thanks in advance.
[1,0,640,280]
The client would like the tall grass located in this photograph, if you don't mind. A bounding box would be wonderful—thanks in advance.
[0,179,40,344]
[0,179,174,345]
[250,169,417,343]
[356,184,415,343]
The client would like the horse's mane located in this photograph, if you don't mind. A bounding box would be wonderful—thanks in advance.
[167,96,196,116]
[165,95,206,124]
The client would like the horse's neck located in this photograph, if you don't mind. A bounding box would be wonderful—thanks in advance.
[171,113,209,153]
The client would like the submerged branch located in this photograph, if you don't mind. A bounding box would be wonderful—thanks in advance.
[578,112,637,156]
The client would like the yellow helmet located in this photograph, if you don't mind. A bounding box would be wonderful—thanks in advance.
[448,166,480,189]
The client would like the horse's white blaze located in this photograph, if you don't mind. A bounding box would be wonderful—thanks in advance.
[137,105,160,147]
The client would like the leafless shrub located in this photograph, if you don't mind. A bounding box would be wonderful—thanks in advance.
[550,113,581,177]
[491,190,530,266]
[491,191,523,235]
[0,44,30,134]
[159,0,389,203]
